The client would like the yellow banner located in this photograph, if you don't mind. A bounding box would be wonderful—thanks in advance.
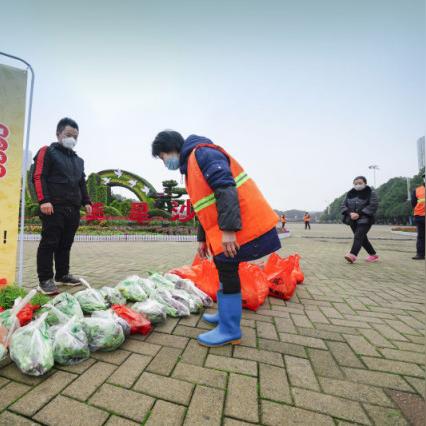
[0,64,27,284]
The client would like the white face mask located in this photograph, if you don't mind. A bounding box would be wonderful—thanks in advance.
[354,183,366,191]
[61,137,77,150]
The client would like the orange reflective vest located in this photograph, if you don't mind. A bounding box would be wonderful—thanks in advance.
[304,214,310,222]
[414,186,425,216]
[186,144,279,256]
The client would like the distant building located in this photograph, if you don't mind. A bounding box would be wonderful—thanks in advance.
[417,136,425,171]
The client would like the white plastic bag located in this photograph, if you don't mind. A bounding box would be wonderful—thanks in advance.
[75,279,108,314]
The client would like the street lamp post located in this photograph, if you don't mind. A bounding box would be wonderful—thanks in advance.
[368,165,379,188]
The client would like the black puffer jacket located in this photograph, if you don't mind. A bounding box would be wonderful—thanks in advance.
[341,186,378,225]
[32,142,91,207]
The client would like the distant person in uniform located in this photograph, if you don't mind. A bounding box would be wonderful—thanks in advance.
[303,212,311,230]
[280,214,287,231]
[411,173,425,260]
[341,176,379,263]
[32,118,92,295]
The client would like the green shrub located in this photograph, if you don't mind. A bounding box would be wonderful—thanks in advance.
[148,209,171,219]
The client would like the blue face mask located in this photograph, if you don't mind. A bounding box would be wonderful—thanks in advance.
[164,156,180,170]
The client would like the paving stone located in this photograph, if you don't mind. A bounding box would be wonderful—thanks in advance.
[0,382,30,411]
[333,302,356,315]
[316,323,360,335]
[319,377,393,407]
[108,353,152,388]
[240,318,256,328]
[240,326,257,347]
[359,329,396,349]
[105,415,139,426]
[393,341,424,353]
[256,321,279,340]
[363,403,408,425]
[380,348,425,364]
[181,338,208,366]
[405,377,425,396]
[173,361,227,388]
[327,341,364,368]
[91,349,131,365]
[63,361,117,401]
[291,313,314,328]
[274,316,297,333]
[386,389,425,426]
[174,325,205,339]
[342,368,414,392]
[0,377,9,389]
[386,319,421,336]
[241,311,273,323]
[233,346,284,367]
[179,314,200,327]
[146,346,182,376]
[225,373,259,423]
[121,339,161,356]
[0,411,39,425]
[258,338,307,358]
[145,400,186,426]
[34,395,109,426]
[256,309,290,319]
[279,332,327,349]
[259,363,292,404]
[306,309,330,324]
[362,356,424,377]
[134,372,194,405]
[307,348,344,379]
[205,354,257,376]
[261,400,334,425]
[285,355,320,391]
[155,317,179,333]
[10,370,76,416]
[146,331,189,349]
[184,385,225,425]
[89,383,154,423]
[372,324,409,341]
[224,418,257,426]
[292,387,371,424]
[0,363,49,386]
[343,334,380,356]
[320,306,345,319]
[297,327,345,342]
[209,345,233,357]
[56,357,96,374]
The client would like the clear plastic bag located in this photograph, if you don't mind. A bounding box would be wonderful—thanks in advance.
[174,278,214,307]
[99,287,126,306]
[153,288,190,317]
[82,315,125,352]
[52,316,90,365]
[149,273,175,290]
[10,312,54,376]
[139,278,157,298]
[75,279,108,314]
[170,288,203,314]
[92,309,131,336]
[51,292,84,319]
[116,276,147,302]
[132,299,167,325]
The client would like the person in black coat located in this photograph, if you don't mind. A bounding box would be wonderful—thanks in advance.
[341,176,379,263]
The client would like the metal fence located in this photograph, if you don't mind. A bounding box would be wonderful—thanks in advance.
[20,234,197,242]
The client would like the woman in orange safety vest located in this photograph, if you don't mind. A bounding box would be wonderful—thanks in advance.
[303,212,311,230]
[411,173,425,260]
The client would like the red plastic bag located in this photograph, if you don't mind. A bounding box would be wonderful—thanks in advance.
[17,304,40,326]
[111,305,152,335]
[264,253,298,301]
[239,263,270,311]
[292,254,304,284]
[0,307,4,313]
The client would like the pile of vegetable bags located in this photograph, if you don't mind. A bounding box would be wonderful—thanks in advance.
[2,272,213,376]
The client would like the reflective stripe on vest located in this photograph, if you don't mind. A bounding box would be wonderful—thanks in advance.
[193,171,249,213]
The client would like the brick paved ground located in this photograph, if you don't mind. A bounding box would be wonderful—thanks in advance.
[1,224,424,425]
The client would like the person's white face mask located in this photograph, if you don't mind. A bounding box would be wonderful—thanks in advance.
[61,137,77,150]
[354,183,366,191]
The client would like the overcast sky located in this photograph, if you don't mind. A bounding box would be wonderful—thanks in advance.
[1,0,424,211]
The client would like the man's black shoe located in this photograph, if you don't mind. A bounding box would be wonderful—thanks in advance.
[37,279,60,295]
[412,255,425,260]
[56,274,82,286]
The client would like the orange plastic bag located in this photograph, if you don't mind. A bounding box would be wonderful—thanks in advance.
[111,305,152,335]
[264,253,298,301]
[239,263,270,311]
[292,254,304,284]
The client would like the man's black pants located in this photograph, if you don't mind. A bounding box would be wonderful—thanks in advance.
[414,216,425,257]
[37,205,80,282]
[349,222,376,256]
[305,222,311,230]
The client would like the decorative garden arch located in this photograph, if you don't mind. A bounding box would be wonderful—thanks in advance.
[96,169,157,205]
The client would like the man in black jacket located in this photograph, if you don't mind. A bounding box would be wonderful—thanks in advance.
[33,118,92,294]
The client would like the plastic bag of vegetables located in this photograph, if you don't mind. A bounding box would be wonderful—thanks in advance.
[132,299,167,325]
[52,316,90,365]
[139,278,157,297]
[51,292,84,319]
[170,288,203,314]
[75,279,108,314]
[149,273,175,290]
[111,305,152,335]
[99,287,126,306]
[153,288,190,317]
[83,315,125,352]
[172,276,214,307]
[10,312,54,376]
[116,276,147,302]
[92,309,131,336]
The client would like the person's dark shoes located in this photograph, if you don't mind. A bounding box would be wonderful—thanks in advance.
[412,255,425,260]
[37,279,60,295]
[56,274,82,286]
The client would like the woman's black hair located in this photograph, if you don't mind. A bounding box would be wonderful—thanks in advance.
[353,176,367,184]
[152,130,185,157]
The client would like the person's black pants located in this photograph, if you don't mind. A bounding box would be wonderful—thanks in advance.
[414,216,425,257]
[214,259,241,294]
[349,222,376,256]
[305,222,311,230]
[37,205,80,282]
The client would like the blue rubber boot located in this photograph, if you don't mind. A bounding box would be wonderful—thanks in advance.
[197,292,242,347]
[202,291,221,324]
